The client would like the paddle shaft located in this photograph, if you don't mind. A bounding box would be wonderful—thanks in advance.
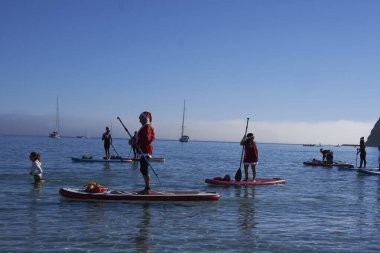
[111,143,121,157]
[116,117,161,182]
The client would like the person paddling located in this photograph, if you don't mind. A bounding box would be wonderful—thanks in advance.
[102,126,112,160]
[377,147,380,171]
[240,133,259,181]
[128,131,138,158]
[136,111,155,194]
[29,151,43,184]
[357,137,366,168]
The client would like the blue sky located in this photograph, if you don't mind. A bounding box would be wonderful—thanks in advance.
[0,0,379,144]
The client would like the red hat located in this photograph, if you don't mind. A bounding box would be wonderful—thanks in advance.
[140,111,152,122]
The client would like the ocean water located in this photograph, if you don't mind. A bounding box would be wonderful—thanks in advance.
[1,135,380,253]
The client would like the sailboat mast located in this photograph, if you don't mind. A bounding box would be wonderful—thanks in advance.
[181,100,186,137]
[56,96,60,132]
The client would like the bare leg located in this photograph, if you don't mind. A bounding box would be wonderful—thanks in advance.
[244,164,249,180]
[251,164,256,181]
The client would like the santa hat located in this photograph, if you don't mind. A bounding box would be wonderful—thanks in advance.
[140,111,152,123]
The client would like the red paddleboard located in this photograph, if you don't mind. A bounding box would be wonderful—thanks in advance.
[205,178,285,186]
[59,188,220,202]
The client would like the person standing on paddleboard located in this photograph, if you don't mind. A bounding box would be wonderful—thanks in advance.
[128,131,138,158]
[357,137,366,168]
[102,126,112,160]
[240,133,258,181]
[137,111,155,194]
[29,151,43,184]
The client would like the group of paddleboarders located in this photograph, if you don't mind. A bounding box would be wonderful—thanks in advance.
[101,111,155,194]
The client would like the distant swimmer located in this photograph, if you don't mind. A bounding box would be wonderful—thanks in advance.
[320,149,333,164]
[357,137,366,168]
[240,133,259,181]
[29,151,44,184]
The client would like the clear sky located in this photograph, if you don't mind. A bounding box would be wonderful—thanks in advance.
[0,0,379,144]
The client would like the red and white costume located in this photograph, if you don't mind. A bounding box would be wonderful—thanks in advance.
[137,112,155,157]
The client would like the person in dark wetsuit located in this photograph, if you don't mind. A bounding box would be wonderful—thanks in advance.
[357,137,366,168]
[102,126,112,160]
[320,149,333,164]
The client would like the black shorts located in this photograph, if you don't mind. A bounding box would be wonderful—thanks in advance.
[139,156,150,175]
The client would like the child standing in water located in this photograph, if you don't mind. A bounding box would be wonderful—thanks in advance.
[29,152,43,183]
[240,133,259,181]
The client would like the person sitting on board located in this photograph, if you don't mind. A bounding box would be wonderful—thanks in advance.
[128,131,138,158]
[102,126,112,160]
[357,137,367,168]
[137,111,155,194]
[240,133,259,181]
[29,151,43,184]
[320,149,333,164]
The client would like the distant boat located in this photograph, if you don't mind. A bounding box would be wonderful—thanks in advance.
[303,144,316,147]
[49,96,61,138]
[179,100,189,142]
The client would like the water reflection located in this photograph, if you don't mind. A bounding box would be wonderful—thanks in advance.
[235,187,257,231]
[102,163,110,171]
[29,183,43,236]
[133,204,151,253]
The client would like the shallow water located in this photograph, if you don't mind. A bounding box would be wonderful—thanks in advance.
[0,135,380,252]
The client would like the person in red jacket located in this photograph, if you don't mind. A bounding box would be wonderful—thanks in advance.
[240,133,259,181]
[137,111,155,194]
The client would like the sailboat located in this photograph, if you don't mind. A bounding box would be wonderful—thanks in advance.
[179,100,189,142]
[49,96,61,138]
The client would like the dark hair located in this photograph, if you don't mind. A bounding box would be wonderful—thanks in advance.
[247,133,254,138]
[30,152,41,161]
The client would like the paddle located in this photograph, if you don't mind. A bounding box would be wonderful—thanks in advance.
[111,143,121,158]
[235,118,250,181]
[116,117,161,183]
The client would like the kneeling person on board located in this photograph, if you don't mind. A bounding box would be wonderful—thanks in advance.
[320,149,333,164]
[240,133,259,181]
[137,111,155,194]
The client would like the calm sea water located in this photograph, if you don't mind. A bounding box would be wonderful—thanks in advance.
[1,135,380,252]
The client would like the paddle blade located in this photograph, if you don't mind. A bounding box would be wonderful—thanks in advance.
[235,168,242,181]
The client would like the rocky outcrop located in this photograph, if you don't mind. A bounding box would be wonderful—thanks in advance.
[366,118,380,147]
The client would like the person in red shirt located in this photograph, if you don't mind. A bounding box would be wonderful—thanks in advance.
[136,111,155,193]
[240,133,259,181]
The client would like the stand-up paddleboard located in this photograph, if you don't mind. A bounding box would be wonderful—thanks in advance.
[205,178,285,186]
[59,188,220,202]
[71,157,132,163]
[357,168,380,175]
[303,159,354,168]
